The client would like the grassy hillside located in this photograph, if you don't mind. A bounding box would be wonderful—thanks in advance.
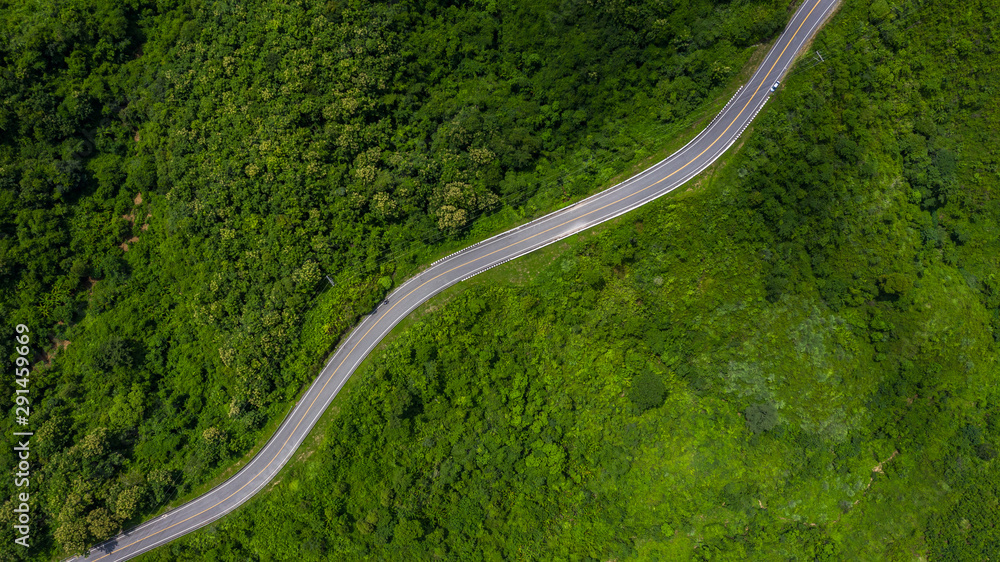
[133,0,1000,559]
[0,0,797,558]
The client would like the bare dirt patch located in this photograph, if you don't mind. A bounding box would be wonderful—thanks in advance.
[120,236,140,252]
[120,197,150,247]
[42,338,72,366]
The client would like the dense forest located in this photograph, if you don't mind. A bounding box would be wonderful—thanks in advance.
[132,0,1000,559]
[0,0,799,558]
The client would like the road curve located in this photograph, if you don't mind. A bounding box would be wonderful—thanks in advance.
[74,1,839,559]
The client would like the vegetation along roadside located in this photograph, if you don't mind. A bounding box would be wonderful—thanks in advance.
[0,0,804,558]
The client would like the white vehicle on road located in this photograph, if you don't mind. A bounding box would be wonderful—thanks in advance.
[71,0,842,559]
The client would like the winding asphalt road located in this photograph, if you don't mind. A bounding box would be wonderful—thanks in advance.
[74,0,839,559]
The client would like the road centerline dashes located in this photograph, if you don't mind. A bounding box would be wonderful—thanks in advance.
[85,1,829,558]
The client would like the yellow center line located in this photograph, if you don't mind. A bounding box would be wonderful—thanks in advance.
[91,1,823,559]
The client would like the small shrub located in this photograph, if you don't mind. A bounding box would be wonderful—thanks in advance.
[629,370,666,411]
[745,402,778,433]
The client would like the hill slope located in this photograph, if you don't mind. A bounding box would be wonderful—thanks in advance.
[0,0,797,558]
[134,0,1000,559]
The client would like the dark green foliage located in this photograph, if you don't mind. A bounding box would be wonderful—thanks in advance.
[2,0,999,559]
[0,0,797,558]
[145,0,1000,559]
[976,442,997,462]
[745,403,778,434]
[629,369,666,411]
[92,336,133,371]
